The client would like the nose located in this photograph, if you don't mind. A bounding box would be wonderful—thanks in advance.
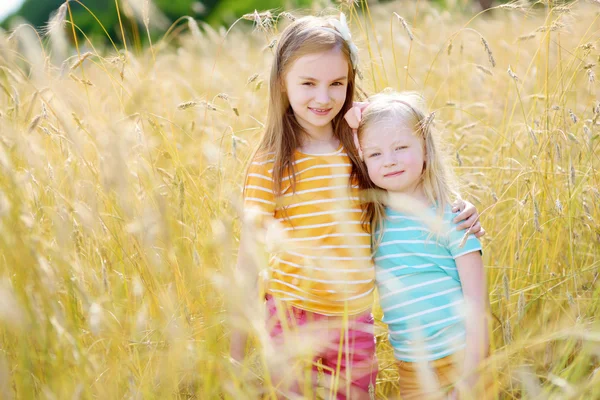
[315,86,330,105]
[383,152,397,167]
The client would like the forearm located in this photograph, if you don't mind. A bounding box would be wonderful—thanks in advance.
[456,252,488,386]
[462,310,488,380]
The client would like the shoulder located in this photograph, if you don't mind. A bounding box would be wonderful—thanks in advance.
[438,205,482,255]
[440,205,468,233]
[250,151,276,166]
[247,151,275,174]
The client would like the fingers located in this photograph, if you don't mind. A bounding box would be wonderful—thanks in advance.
[474,227,486,238]
[456,214,479,232]
[353,101,369,111]
[345,102,369,129]
[453,206,475,224]
[451,199,466,213]
[353,106,362,123]
[344,108,360,129]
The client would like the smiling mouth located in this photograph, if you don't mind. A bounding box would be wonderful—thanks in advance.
[384,171,404,177]
[309,107,332,114]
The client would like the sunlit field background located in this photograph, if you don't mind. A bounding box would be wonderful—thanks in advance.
[0,0,598,398]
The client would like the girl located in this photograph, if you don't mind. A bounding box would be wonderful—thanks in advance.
[230,14,483,399]
[345,91,489,399]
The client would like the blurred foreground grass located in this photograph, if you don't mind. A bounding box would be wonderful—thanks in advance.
[0,0,599,398]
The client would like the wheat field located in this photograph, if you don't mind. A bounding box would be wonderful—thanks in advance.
[0,0,598,398]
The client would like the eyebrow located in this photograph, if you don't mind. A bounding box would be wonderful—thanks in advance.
[298,76,348,82]
[361,145,380,152]
[362,140,407,151]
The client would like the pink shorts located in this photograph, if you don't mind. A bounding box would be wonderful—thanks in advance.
[266,295,378,399]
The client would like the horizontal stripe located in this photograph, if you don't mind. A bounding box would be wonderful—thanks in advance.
[381,227,430,234]
[285,250,371,261]
[269,286,374,302]
[291,244,371,250]
[393,324,455,345]
[376,263,435,275]
[385,300,464,324]
[282,220,362,231]
[247,172,271,181]
[282,184,356,197]
[375,253,453,261]
[272,269,373,284]
[245,185,274,194]
[273,257,373,273]
[255,155,332,168]
[393,343,466,361]
[453,248,482,258]
[392,331,465,352]
[245,197,276,205]
[296,174,351,183]
[284,197,359,210]
[269,279,315,295]
[379,277,452,301]
[283,232,370,243]
[276,163,352,178]
[389,315,463,335]
[378,239,439,247]
[279,208,362,221]
[251,158,275,166]
[387,215,428,221]
[382,287,462,313]
[260,156,314,170]
[377,264,457,278]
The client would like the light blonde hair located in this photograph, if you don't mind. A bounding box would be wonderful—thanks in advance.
[248,15,366,202]
[355,90,459,237]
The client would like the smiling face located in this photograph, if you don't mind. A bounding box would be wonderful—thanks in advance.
[361,118,425,195]
[283,48,350,139]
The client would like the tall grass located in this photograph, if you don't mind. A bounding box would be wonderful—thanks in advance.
[0,0,598,398]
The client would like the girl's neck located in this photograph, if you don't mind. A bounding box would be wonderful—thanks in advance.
[385,187,431,211]
[300,129,340,154]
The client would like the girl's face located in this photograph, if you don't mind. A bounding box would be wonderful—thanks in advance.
[361,119,425,195]
[283,48,349,138]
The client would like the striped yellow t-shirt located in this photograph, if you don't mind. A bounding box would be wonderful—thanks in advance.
[243,146,375,316]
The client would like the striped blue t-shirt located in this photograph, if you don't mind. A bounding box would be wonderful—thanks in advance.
[374,205,482,362]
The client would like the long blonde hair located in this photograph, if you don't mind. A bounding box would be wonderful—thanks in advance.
[251,15,365,199]
[355,91,459,236]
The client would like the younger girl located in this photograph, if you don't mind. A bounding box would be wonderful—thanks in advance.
[230,14,483,399]
[346,92,489,399]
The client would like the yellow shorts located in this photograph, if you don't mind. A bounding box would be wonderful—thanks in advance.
[397,353,495,399]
